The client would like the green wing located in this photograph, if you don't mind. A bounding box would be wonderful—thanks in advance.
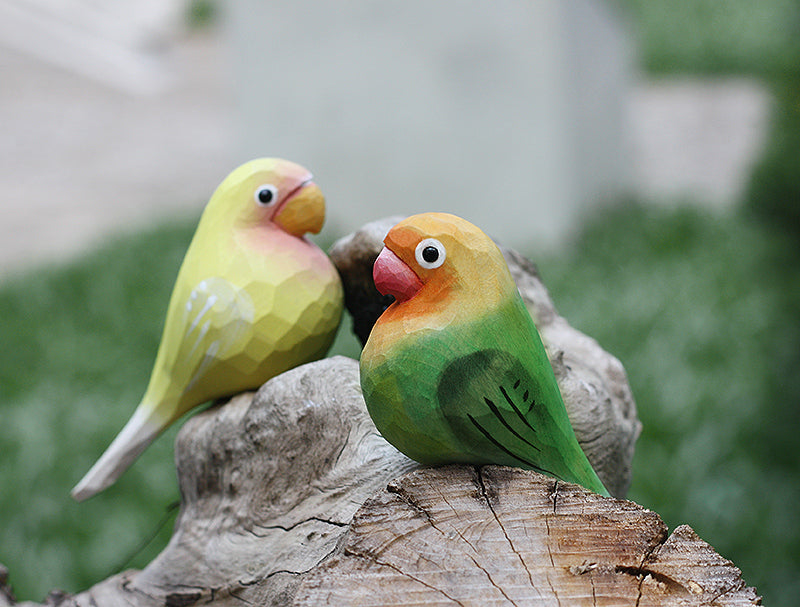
[436,348,608,495]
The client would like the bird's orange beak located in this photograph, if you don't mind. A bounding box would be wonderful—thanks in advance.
[274,181,325,237]
[373,247,423,302]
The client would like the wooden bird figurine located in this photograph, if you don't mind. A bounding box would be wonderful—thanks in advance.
[359,212,608,495]
[72,158,343,500]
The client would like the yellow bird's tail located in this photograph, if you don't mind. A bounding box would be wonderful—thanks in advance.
[71,405,164,501]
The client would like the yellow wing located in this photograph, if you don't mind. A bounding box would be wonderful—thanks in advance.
[143,276,256,422]
[180,277,256,393]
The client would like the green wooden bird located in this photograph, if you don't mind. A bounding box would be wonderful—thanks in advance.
[360,212,608,495]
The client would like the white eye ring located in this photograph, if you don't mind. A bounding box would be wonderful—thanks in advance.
[415,238,446,269]
[254,184,279,206]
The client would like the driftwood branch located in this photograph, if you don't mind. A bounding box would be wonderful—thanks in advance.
[6,358,759,606]
[50,357,418,607]
[2,220,759,605]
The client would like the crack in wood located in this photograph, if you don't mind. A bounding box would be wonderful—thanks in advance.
[165,591,202,607]
[477,469,539,595]
[542,514,556,569]
[546,574,563,607]
[709,580,748,603]
[579,429,606,447]
[162,581,217,607]
[386,481,444,535]
[627,520,670,606]
[540,491,562,607]
[634,572,644,607]
[346,546,469,607]
[228,589,255,606]
[616,565,691,598]
[549,480,560,514]
[250,516,348,535]
[464,553,520,607]
[331,429,350,467]
[428,480,484,557]
[344,523,430,560]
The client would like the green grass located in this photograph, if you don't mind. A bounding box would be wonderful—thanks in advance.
[596,11,800,603]
[1,205,797,605]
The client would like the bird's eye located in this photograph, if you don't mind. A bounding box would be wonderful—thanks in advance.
[415,238,446,269]
[254,184,278,206]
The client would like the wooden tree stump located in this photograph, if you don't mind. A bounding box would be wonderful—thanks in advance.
[1,221,760,605]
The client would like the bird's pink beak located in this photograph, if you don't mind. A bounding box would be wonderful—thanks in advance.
[373,247,423,302]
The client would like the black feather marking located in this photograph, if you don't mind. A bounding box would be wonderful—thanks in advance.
[523,389,529,402]
[527,398,537,414]
[499,385,537,434]
[483,397,540,452]
[467,414,557,477]
[513,379,521,389]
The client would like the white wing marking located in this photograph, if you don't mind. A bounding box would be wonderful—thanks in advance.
[179,277,256,394]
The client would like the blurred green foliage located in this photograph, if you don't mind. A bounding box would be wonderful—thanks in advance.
[744,81,800,239]
[186,0,217,29]
[601,7,800,602]
[621,0,800,76]
[0,221,194,600]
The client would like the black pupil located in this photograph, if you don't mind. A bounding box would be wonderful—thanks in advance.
[422,246,439,263]
[258,188,274,204]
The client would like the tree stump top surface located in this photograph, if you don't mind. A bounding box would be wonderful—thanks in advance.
[296,466,760,606]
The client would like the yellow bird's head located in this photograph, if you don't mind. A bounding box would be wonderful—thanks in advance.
[373,212,516,320]
[208,158,326,237]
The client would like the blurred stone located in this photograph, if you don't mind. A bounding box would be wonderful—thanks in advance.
[228,1,633,250]
[629,77,770,207]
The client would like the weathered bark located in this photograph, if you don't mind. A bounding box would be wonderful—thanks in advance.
[52,357,417,607]
[2,220,759,605]
[330,217,641,498]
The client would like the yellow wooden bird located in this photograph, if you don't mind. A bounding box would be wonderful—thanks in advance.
[72,158,343,501]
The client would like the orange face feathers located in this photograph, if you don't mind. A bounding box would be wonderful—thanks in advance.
[372,213,516,324]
